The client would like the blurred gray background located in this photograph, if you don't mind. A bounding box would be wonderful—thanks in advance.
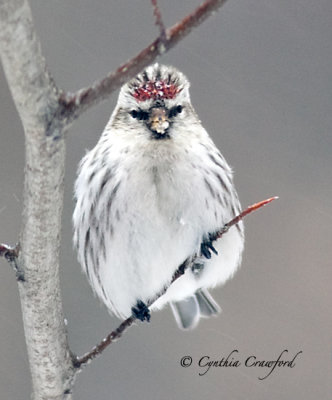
[1,0,331,399]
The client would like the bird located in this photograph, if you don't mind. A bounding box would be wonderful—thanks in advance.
[73,63,244,330]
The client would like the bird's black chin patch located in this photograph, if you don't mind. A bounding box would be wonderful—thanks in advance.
[150,130,170,140]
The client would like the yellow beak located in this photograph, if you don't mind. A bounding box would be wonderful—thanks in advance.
[148,108,170,134]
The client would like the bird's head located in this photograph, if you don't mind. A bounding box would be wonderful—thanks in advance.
[112,64,194,140]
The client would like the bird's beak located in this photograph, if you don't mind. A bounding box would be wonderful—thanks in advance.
[148,108,170,135]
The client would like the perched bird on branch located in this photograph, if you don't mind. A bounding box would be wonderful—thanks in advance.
[73,64,244,329]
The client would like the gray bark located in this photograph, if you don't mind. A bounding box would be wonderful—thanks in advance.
[0,0,74,398]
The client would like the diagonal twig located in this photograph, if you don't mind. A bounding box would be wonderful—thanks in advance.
[59,0,229,124]
[74,196,278,369]
[151,0,167,43]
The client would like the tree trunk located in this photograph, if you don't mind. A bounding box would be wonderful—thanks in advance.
[0,0,74,398]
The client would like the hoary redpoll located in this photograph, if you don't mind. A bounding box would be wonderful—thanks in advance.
[73,64,244,329]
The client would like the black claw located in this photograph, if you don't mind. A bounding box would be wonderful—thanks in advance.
[200,234,218,260]
[201,244,211,259]
[131,300,151,322]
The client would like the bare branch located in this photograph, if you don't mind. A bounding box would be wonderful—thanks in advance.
[210,196,279,241]
[0,0,73,398]
[59,0,229,124]
[73,317,136,369]
[74,196,278,369]
[0,0,61,135]
[0,243,24,281]
[151,0,167,42]
[0,243,19,260]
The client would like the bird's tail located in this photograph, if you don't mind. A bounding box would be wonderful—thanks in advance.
[170,288,221,330]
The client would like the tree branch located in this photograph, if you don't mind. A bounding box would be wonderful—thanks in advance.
[0,243,19,260]
[74,196,278,369]
[151,0,167,43]
[0,0,61,135]
[59,0,229,124]
[0,0,74,399]
[0,243,24,281]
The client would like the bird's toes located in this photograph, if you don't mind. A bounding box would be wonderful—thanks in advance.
[200,235,218,260]
[131,300,151,322]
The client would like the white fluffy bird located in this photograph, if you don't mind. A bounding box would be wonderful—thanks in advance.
[73,64,244,329]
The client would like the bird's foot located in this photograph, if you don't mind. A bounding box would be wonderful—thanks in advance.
[131,300,151,322]
[200,233,218,259]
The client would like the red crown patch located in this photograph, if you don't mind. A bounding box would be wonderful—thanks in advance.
[132,80,181,102]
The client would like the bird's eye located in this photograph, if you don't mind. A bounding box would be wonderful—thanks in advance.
[169,105,183,118]
[130,110,149,120]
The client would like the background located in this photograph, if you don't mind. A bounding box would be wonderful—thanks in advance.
[1,0,331,399]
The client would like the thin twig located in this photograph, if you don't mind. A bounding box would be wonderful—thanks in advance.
[73,316,136,368]
[212,196,279,240]
[74,196,278,369]
[151,0,167,42]
[0,243,24,281]
[0,243,19,259]
[59,0,229,124]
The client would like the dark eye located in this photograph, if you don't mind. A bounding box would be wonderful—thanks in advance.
[169,105,183,118]
[130,110,138,119]
[176,105,183,114]
[130,110,149,120]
